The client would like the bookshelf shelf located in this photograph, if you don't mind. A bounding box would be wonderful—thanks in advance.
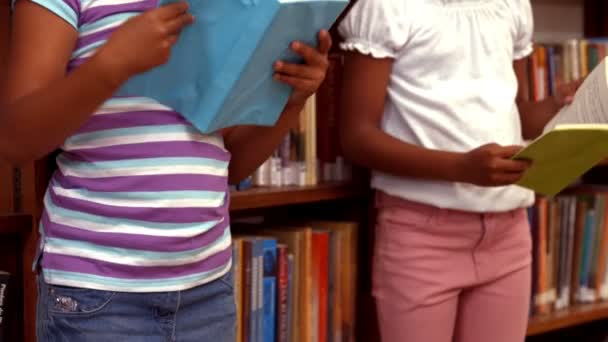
[527,302,608,336]
[0,214,32,235]
[229,182,363,211]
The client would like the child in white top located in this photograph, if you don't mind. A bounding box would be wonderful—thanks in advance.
[338,1,580,341]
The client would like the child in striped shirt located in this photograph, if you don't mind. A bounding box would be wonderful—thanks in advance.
[3,0,331,340]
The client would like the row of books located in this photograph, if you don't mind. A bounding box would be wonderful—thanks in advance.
[530,191,608,315]
[526,38,608,101]
[231,220,358,342]
[234,53,351,190]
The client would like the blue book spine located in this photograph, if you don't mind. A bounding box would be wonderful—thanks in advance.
[546,46,557,96]
[580,210,596,288]
[286,254,295,342]
[262,239,277,342]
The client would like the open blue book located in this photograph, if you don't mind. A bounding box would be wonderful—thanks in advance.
[116,0,348,133]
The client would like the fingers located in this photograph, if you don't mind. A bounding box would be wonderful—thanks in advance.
[496,145,523,158]
[274,61,323,80]
[291,41,328,69]
[162,35,179,48]
[165,12,194,34]
[317,30,332,55]
[493,158,530,173]
[155,1,190,20]
[274,74,317,91]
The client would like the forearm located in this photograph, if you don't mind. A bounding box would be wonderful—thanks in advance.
[0,56,120,164]
[224,103,303,184]
[518,96,561,140]
[341,124,465,183]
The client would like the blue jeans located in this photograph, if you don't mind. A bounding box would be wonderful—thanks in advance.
[36,272,236,342]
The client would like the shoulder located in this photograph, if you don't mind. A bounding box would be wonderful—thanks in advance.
[338,0,415,58]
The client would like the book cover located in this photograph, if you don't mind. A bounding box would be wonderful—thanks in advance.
[118,0,348,134]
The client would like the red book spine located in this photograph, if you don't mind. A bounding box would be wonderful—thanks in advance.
[276,245,289,342]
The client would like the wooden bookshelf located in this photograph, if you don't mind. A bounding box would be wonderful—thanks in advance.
[229,182,364,211]
[527,302,608,336]
[0,214,31,235]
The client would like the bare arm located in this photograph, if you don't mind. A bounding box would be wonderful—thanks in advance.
[339,52,530,187]
[0,1,192,165]
[339,52,464,182]
[225,32,331,184]
[1,1,93,164]
[223,104,302,184]
[514,58,582,140]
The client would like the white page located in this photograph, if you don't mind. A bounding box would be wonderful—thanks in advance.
[543,57,608,133]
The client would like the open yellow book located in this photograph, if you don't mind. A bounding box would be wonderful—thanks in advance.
[514,57,608,196]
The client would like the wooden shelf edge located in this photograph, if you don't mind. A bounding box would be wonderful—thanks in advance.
[229,182,364,211]
[0,214,32,235]
[527,302,608,336]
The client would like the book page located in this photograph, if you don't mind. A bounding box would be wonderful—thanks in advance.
[543,57,608,133]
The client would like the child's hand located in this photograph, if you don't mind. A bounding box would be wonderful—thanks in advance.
[94,2,194,86]
[273,30,332,108]
[556,78,584,107]
[459,144,531,187]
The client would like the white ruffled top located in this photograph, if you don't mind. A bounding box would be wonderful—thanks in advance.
[338,0,536,212]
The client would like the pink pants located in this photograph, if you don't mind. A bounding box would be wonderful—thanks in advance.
[373,192,532,342]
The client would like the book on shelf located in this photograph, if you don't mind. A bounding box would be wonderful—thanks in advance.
[530,191,608,316]
[526,38,608,102]
[117,0,348,134]
[0,271,9,342]
[232,221,357,342]
[514,57,608,196]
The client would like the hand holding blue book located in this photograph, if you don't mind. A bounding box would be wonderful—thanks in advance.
[117,0,348,133]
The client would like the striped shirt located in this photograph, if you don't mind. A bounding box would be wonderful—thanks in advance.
[32,0,233,292]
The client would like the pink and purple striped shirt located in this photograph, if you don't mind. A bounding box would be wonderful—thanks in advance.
[32,0,233,292]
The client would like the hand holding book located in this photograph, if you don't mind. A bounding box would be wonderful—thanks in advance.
[274,30,332,109]
[459,144,531,187]
[116,0,348,134]
[513,57,608,196]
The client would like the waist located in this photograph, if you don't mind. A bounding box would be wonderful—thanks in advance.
[372,173,535,213]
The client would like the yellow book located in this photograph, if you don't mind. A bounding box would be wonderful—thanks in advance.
[580,40,589,78]
[514,57,608,196]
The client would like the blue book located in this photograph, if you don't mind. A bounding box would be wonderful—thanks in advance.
[117,0,348,133]
[261,239,277,342]
[546,46,557,96]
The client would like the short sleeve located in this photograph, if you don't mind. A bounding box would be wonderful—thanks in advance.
[337,0,409,59]
[512,0,533,60]
[13,0,79,29]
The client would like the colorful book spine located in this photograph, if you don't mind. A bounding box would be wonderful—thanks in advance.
[262,239,277,342]
[276,245,289,342]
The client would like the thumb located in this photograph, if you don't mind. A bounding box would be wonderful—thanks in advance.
[497,145,524,158]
